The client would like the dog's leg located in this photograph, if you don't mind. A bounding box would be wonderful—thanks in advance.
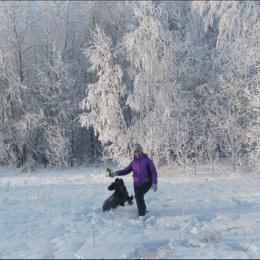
[103,195,116,211]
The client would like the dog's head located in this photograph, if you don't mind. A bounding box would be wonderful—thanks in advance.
[108,178,124,191]
[115,178,124,186]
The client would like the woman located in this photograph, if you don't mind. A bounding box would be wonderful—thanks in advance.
[112,144,158,220]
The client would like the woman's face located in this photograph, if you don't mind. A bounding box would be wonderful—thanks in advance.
[134,150,142,159]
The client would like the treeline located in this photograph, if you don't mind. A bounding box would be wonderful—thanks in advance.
[0,1,259,173]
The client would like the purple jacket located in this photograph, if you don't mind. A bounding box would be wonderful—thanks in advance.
[116,153,158,187]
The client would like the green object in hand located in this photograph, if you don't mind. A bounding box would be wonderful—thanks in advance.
[105,168,113,177]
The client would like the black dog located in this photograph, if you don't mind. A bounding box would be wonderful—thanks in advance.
[103,178,134,212]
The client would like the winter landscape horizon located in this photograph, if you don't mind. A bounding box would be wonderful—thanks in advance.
[0,1,259,259]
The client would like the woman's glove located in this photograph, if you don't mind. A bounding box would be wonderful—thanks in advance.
[151,184,158,192]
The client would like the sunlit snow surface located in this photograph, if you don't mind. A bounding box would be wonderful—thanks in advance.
[0,166,260,259]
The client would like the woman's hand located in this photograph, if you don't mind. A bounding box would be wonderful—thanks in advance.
[151,184,157,192]
[110,171,117,178]
[106,168,117,178]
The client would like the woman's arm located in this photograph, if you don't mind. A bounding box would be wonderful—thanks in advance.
[148,159,158,184]
[115,163,133,176]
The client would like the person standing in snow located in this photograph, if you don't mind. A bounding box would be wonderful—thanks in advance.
[111,144,158,220]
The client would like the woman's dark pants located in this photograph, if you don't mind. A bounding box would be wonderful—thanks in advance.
[134,182,152,216]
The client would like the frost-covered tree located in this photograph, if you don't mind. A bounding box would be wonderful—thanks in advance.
[34,44,76,165]
[46,125,71,167]
[170,1,260,173]
[82,1,132,44]
[80,26,132,165]
[0,1,33,83]
[122,1,178,164]
[0,41,27,167]
[193,1,260,171]
[214,2,260,171]
[122,1,197,170]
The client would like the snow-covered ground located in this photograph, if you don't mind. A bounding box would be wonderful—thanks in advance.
[0,165,260,259]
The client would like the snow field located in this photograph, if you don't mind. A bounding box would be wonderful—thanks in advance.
[0,166,260,259]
